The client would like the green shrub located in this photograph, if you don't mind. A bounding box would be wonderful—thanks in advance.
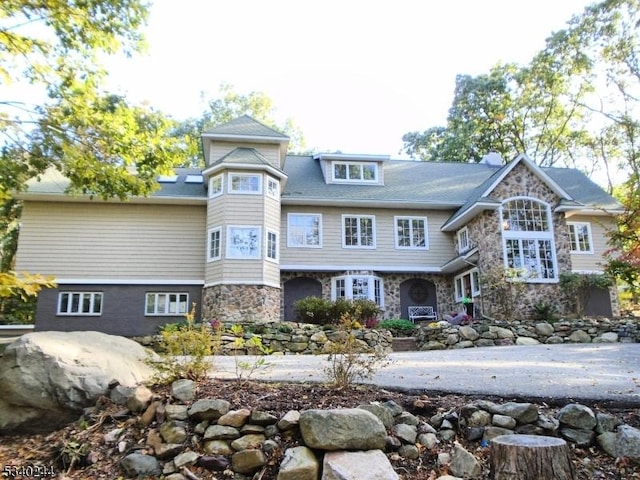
[294,296,381,326]
[533,301,558,322]
[324,312,388,388]
[378,319,417,336]
[294,296,333,324]
[150,304,218,383]
[560,272,613,316]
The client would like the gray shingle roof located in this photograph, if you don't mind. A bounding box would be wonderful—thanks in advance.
[211,147,276,168]
[281,155,621,213]
[203,115,289,139]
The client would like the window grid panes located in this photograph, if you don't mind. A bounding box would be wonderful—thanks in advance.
[502,199,549,232]
[146,293,189,315]
[229,173,261,194]
[457,227,470,253]
[396,217,427,248]
[267,178,279,198]
[288,214,321,247]
[343,216,375,248]
[209,175,223,197]
[208,228,221,261]
[332,162,378,182]
[568,223,592,253]
[332,275,384,307]
[267,230,278,260]
[506,238,555,279]
[58,292,103,315]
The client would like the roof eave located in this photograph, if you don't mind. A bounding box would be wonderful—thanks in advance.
[280,197,463,210]
[16,192,207,206]
[441,202,501,232]
[202,162,288,180]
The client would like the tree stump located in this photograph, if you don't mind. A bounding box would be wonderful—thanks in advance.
[490,434,575,480]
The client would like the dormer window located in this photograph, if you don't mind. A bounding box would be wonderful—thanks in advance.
[332,161,378,183]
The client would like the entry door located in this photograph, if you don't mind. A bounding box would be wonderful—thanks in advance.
[283,277,322,321]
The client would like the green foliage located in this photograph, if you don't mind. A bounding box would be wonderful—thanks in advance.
[173,83,308,166]
[228,324,272,384]
[324,312,389,389]
[559,272,613,317]
[0,271,56,324]
[378,319,417,336]
[294,296,380,326]
[480,267,530,321]
[532,301,558,323]
[57,437,89,474]
[151,305,218,383]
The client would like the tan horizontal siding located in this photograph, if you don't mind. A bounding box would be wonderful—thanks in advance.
[569,215,615,272]
[280,206,456,269]
[15,202,206,280]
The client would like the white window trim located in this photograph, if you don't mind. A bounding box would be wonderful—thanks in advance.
[457,226,471,254]
[500,197,558,283]
[266,177,279,199]
[453,268,481,302]
[342,214,376,249]
[394,216,429,250]
[227,225,262,259]
[209,174,223,198]
[567,221,594,254]
[330,274,384,308]
[57,292,103,316]
[229,172,262,194]
[331,161,378,183]
[266,229,279,263]
[207,227,222,262]
[287,213,323,248]
[145,292,189,316]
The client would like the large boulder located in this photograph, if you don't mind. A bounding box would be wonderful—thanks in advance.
[0,331,157,433]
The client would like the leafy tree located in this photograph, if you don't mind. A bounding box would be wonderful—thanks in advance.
[0,0,183,321]
[402,59,591,167]
[543,0,640,299]
[175,83,308,166]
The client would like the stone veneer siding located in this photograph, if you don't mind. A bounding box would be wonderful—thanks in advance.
[466,163,577,318]
[202,284,280,323]
[281,271,453,321]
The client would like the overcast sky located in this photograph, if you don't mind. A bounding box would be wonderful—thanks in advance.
[105,0,595,157]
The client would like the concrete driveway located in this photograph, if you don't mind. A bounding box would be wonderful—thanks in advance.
[209,343,640,406]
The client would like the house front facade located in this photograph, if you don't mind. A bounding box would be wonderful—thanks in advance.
[14,116,622,336]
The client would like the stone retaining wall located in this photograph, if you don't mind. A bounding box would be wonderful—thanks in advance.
[134,322,394,355]
[416,317,639,350]
[134,317,638,354]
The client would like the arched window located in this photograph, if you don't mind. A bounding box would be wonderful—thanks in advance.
[500,197,558,282]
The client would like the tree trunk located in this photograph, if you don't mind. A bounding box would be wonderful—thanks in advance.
[490,434,575,480]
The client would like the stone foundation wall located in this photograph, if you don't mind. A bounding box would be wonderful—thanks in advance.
[202,284,280,323]
[416,317,639,350]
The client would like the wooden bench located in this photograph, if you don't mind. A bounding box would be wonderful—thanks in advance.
[408,305,437,323]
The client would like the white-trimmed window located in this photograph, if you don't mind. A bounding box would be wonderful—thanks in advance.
[343,215,376,248]
[287,213,322,247]
[266,229,278,262]
[57,292,103,315]
[209,174,223,197]
[332,275,384,307]
[227,226,261,259]
[266,177,279,199]
[567,222,593,254]
[501,197,558,281]
[145,293,189,315]
[395,216,428,249]
[453,269,481,302]
[229,172,262,194]
[457,226,471,253]
[332,161,378,183]
[208,227,222,261]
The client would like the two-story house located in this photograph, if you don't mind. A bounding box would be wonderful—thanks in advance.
[14,116,622,336]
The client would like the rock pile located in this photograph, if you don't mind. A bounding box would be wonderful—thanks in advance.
[103,380,639,479]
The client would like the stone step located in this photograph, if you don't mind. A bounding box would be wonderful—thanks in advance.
[392,337,418,352]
